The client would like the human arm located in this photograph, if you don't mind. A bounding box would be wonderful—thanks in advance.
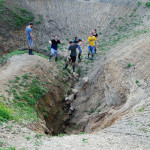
[49,40,52,44]
[30,32,35,41]
[82,40,85,46]
[67,47,71,58]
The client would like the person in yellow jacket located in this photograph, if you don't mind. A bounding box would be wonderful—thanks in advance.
[87,33,97,60]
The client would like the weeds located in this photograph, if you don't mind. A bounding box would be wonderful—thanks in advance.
[97,109,101,113]
[145,2,150,7]
[35,134,44,139]
[138,107,144,112]
[137,1,142,6]
[25,136,31,141]
[90,108,94,114]
[76,67,82,75]
[82,138,88,143]
[136,80,139,84]
[126,63,132,68]
[35,14,43,24]
[4,73,48,122]
[0,102,13,122]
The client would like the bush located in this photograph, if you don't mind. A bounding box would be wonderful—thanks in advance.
[0,102,13,122]
[145,2,150,7]
[137,1,142,6]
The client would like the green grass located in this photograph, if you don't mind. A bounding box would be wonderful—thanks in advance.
[76,67,81,75]
[82,138,88,143]
[0,1,34,29]
[0,50,28,66]
[97,109,101,113]
[97,102,101,107]
[138,107,144,112]
[136,80,139,84]
[35,14,43,25]
[25,136,31,141]
[0,50,51,66]
[137,1,142,6]
[0,102,13,122]
[4,73,48,122]
[126,63,132,68]
[90,108,94,114]
[35,134,44,139]
[0,147,16,150]
[57,133,66,137]
[145,2,150,7]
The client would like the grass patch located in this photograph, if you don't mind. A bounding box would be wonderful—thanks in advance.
[126,63,132,68]
[145,2,150,7]
[4,73,48,122]
[138,107,144,112]
[137,1,142,6]
[90,108,94,114]
[0,147,16,150]
[0,1,34,29]
[0,50,28,66]
[76,67,82,75]
[136,80,139,84]
[35,14,43,25]
[0,102,13,122]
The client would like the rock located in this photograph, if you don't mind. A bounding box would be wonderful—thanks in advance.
[68,94,75,101]
[65,94,75,104]
[65,97,69,101]
[72,89,78,95]
[82,77,89,84]
[70,106,74,111]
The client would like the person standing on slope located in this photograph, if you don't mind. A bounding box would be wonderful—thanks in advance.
[87,33,97,60]
[26,22,35,55]
[63,41,82,72]
[92,29,98,54]
[48,35,62,62]
[73,37,85,60]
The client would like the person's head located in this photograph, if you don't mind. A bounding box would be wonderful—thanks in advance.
[93,29,97,34]
[90,33,93,37]
[75,37,79,41]
[29,22,34,28]
[69,41,74,46]
[54,35,58,40]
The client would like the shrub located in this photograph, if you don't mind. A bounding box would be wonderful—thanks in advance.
[76,67,81,75]
[0,102,13,122]
[145,2,150,7]
[137,1,142,6]
[127,63,131,68]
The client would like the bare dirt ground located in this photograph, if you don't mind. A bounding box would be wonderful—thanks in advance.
[1,32,150,149]
[1,0,150,149]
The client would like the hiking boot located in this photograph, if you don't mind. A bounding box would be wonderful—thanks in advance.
[92,57,95,60]
[29,53,34,55]
[48,58,51,62]
[63,65,68,70]
[87,56,89,59]
[55,57,58,63]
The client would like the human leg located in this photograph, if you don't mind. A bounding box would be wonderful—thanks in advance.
[49,48,55,61]
[92,46,95,60]
[28,38,34,55]
[54,50,58,62]
[87,46,91,59]
[71,56,76,72]
[63,56,71,69]
[78,45,82,60]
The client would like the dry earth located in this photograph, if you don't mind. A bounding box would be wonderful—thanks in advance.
[1,0,150,149]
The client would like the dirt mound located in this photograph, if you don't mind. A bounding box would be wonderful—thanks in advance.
[0,53,75,135]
